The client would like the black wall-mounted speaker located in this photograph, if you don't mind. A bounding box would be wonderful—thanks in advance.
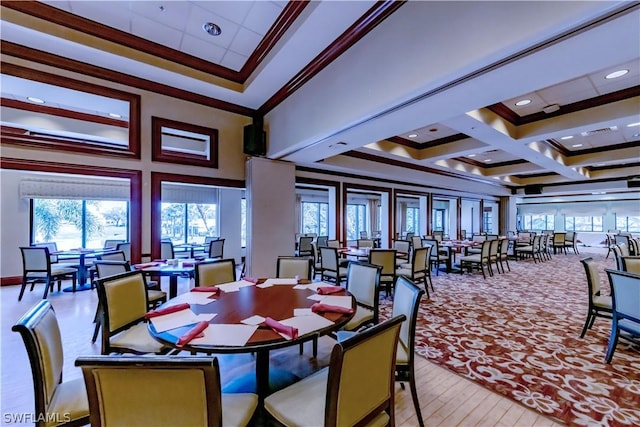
[524,185,543,195]
[243,124,266,156]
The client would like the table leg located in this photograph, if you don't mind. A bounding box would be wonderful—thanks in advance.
[169,275,178,299]
[63,254,93,292]
[256,350,270,405]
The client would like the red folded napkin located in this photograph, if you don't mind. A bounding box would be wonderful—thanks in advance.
[265,317,298,340]
[311,303,354,315]
[191,286,220,294]
[145,303,190,319]
[316,285,344,295]
[182,262,195,267]
[243,277,259,283]
[176,321,209,347]
[133,262,158,270]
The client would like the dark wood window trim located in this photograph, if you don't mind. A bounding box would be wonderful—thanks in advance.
[151,117,219,168]
[1,63,140,159]
[296,177,342,241]
[150,172,244,260]
[0,158,143,265]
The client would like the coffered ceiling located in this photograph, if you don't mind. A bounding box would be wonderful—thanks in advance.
[1,1,639,200]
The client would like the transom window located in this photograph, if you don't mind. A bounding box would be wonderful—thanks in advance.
[565,216,603,232]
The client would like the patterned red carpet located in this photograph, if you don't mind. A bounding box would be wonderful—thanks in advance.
[382,248,640,426]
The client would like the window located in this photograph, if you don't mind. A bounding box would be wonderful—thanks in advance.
[405,207,419,233]
[32,199,129,249]
[160,183,219,244]
[520,214,554,231]
[346,204,366,240]
[615,215,640,233]
[301,202,328,235]
[483,211,493,233]
[565,216,603,232]
[161,203,217,244]
[432,209,446,233]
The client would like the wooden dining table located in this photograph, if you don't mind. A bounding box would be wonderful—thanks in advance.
[134,260,198,299]
[147,280,355,402]
[53,248,109,291]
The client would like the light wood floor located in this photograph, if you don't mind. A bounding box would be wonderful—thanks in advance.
[1,273,564,427]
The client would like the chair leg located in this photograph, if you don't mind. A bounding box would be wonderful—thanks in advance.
[409,371,425,427]
[42,278,51,299]
[18,277,28,301]
[579,313,592,338]
[605,327,619,363]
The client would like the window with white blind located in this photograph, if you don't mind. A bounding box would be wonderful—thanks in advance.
[25,176,131,249]
[161,183,219,244]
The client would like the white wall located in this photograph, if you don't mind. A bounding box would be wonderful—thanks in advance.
[0,170,32,277]
[218,188,243,265]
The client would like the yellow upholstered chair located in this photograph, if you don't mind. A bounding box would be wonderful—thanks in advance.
[19,246,78,300]
[75,355,258,427]
[603,269,640,363]
[264,315,405,427]
[369,249,397,296]
[12,301,90,427]
[320,247,348,284]
[579,257,612,338]
[276,256,313,280]
[396,245,432,297]
[394,276,426,427]
[95,270,170,355]
[208,238,225,260]
[342,261,382,331]
[195,259,236,287]
[620,256,640,274]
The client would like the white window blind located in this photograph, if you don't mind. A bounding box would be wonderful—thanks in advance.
[20,178,129,200]
[161,183,219,204]
[517,204,555,215]
[558,202,606,216]
[612,200,640,216]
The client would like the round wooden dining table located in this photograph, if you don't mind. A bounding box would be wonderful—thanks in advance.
[148,280,355,401]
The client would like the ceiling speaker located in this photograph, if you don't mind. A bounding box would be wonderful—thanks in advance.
[628,176,640,188]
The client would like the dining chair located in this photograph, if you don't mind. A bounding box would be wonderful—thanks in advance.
[356,238,375,248]
[316,236,329,248]
[91,260,167,343]
[620,256,640,274]
[75,355,258,427]
[195,258,237,287]
[488,239,501,274]
[369,249,397,296]
[19,246,78,300]
[459,240,492,279]
[423,238,448,275]
[208,238,225,260]
[115,242,131,263]
[319,247,348,284]
[276,256,312,280]
[393,240,411,265]
[603,269,640,363]
[393,275,426,427]
[326,239,340,248]
[12,300,90,427]
[411,235,423,251]
[612,243,630,270]
[103,239,125,249]
[497,238,511,273]
[95,270,170,355]
[264,315,405,427]
[296,236,314,257]
[32,242,78,269]
[565,231,579,254]
[160,240,175,260]
[89,250,127,284]
[342,261,382,331]
[396,245,432,297]
[310,243,322,280]
[579,257,612,338]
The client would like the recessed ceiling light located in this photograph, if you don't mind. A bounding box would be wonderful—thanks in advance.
[108,113,122,118]
[560,135,573,140]
[408,134,418,138]
[605,69,628,79]
[27,96,45,104]
[626,122,640,127]
[484,159,492,162]
[515,99,531,106]
[203,22,222,36]
[571,143,583,148]
[595,163,606,166]
[468,154,476,157]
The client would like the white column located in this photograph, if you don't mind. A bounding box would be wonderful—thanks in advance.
[246,157,296,278]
